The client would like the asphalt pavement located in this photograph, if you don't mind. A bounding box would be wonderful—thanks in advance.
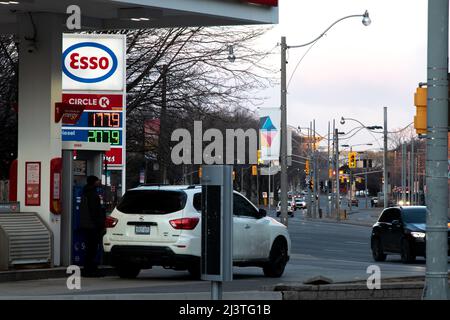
[0,204,445,299]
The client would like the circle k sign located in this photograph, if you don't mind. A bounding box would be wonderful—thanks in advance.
[62,34,125,91]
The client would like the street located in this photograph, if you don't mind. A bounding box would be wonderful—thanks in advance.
[0,207,438,299]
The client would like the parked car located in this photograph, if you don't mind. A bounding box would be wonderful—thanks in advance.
[276,201,294,217]
[103,185,291,279]
[350,198,359,207]
[370,206,450,263]
[295,197,307,209]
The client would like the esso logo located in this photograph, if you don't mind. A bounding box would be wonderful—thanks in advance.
[62,42,118,83]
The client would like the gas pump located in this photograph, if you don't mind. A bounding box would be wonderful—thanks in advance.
[61,141,110,266]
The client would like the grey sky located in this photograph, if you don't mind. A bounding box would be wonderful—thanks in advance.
[256,0,429,150]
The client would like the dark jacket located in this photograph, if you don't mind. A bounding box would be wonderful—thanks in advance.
[79,185,106,230]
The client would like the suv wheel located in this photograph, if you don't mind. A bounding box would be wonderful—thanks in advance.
[117,264,141,279]
[371,237,387,262]
[263,238,288,278]
[400,239,416,263]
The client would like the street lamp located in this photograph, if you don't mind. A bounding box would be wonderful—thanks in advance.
[279,11,371,226]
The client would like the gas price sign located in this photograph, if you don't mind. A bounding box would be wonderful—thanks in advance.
[62,34,126,171]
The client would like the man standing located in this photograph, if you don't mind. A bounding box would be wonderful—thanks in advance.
[80,175,106,277]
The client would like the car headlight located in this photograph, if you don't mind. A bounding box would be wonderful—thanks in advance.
[411,232,426,238]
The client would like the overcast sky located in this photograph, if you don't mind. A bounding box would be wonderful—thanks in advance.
[255,0,429,151]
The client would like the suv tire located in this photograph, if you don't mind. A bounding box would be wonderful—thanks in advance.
[400,238,416,263]
[371,237,387,262]
[263,238,288,278]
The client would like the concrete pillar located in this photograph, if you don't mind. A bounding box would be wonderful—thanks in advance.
[17,13,63,265]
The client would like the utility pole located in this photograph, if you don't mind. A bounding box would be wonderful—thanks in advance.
[348,147,352,213]
[280,36,288,227]
[335,128,340,221]
[423,0,449,300]
[402,143,406,204]
[365,166,368,208]
[327,121,331,217]
[383,107,388,208]
[410,140,414,205]
[313,119,318,218]
[306,123,312,218]
[332,119,335,217]
[158,64,168,184]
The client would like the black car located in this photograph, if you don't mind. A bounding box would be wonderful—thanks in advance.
[371,206,450,263]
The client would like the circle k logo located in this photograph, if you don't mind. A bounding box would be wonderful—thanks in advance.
[98,96,110,108]
[62,42,118,83]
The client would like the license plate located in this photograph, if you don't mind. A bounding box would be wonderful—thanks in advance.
[135,225,151,235]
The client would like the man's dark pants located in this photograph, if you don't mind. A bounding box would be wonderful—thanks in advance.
[82,228,103,274]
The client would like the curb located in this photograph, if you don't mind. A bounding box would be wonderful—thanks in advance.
[0,266,117,283]
[0,291,282,300]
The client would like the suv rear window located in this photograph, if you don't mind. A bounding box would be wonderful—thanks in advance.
[117,190,187,214]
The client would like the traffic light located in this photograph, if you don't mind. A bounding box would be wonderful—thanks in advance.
[308,179,314,190]
[413,84,450,135]
[305,160,310,174]
[251,165,258,176]
[198,167,202,178]
[257,150,263,165]
[348,152,357,168]
[413,87,427,135]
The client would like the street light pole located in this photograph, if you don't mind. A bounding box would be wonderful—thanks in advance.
[279,11,370,227]
[280,36,288,227]
[327,121,331,217]
[383,107,388,208]
[335,128,340,221]
[423,0,449,300]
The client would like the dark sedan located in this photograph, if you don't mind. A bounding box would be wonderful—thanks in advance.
[371,206,450,263]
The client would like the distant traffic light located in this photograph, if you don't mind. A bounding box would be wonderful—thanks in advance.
[251,165,258,176]
[305,160,310,174]
[348,152,357,168]
[257,150,264,165]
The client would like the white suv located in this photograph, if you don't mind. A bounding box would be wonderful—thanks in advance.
[103,185,291,279]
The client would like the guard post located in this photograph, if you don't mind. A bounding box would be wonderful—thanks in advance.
[200,165,233,300]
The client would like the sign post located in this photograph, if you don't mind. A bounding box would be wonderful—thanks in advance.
[200,165,233,300]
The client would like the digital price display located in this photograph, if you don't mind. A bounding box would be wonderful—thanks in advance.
[88,112,121,128]
[88,130,121,145]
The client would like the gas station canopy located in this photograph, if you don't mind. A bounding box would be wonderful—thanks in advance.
[0,0,278,267]
[0,0,278,34]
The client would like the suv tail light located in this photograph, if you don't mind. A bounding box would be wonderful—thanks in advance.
[105,216,118,228]
[169,217,199,230]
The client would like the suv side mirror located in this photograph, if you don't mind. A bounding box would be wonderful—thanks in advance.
[392,220,401,227]
[258,208,267,219]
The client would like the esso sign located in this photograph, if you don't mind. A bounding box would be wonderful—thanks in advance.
[62,34,125,91]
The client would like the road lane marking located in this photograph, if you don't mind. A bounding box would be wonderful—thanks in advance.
[345,241,368,245]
